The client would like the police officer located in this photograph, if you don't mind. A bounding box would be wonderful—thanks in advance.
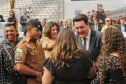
[15,19,46,84]
[95,4,107,26]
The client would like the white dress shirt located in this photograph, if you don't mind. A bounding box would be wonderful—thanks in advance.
[81,29,91,50]
[27,9,32,13]
[64,26,67,28]
[94,25,98,31]
[23,14,28,20]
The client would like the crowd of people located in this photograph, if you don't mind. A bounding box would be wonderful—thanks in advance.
[0,3,126,84]
[87,4,126,32]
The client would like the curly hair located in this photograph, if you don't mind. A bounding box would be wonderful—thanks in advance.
[50,28,81,68]
[97,27,126,74]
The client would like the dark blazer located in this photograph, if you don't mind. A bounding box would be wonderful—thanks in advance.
[76,29,103,62]
[20,15,30,32]
[0,15,5,22]
[118,24,126,32]
[60,25,72,30]
[90,25,102,31]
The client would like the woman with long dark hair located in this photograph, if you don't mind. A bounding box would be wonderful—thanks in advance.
[92,27,126,84]
[7,10,18,32]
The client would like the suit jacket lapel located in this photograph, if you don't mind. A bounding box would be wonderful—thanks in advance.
[76,35,83,49]
[23,15,28,21]
[93,25,95,30]
[125,25,126,32]
[119,25,121,31]
[88,29,95,52]
[98,25,100,31]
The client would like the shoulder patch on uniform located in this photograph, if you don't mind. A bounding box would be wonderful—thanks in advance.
[17,48,23,53]
[16,55,22,61]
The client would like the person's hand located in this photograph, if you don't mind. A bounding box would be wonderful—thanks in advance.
[26,19,30,23]
[13,66,17,72]
[89,21,93,23]
[36,72,42,81]
[49,41,55,49]
[26,21,29,23]
[26,21,28,23]
[99,20,103,23]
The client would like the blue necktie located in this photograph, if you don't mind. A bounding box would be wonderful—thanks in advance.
[84,38,86,50]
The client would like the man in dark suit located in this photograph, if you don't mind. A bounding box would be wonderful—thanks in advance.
[20,9,30,32]
[73,14,103,62]
[0,15,5,22]
[68,19,73,28]
[90,18,102,31]
[118,18,126,32]
[60,20,72,30]
[55,19,61,27]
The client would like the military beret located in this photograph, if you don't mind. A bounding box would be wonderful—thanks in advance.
[27,19,42,31]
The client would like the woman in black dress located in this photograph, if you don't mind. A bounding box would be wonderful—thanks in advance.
[92,27,126,84]
[7,10,18,33]
[42,28,96,84]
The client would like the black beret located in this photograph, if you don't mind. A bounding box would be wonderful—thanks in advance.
[27,19,42,31]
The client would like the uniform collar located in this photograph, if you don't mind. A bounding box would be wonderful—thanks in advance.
[23,36,31,42]
[23,36,37,43]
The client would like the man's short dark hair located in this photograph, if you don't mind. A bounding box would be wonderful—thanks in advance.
[92,10,95,12]
[35,18,39,21]
[73,14,88,25]
[87,11,90,13]
[121,18,125,20]
[94,18,99,22]
[5,22,16,29]
[119,15,122,17]
[42,19,46,23]
[98,4,103,7]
